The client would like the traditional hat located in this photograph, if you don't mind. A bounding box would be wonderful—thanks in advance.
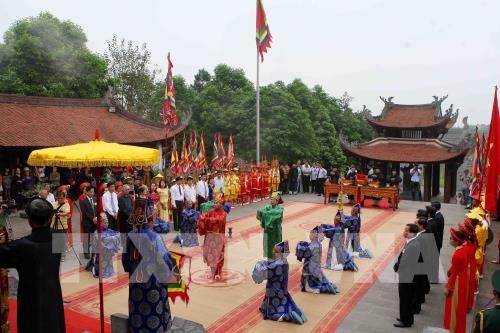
[270,191,283,204]
[311,225,323,233]
[335,211,342,218]
[79,182,91,191]
[232,167,239,171]
[458,224,472,238]
[175,176,183,181]
[56,185,69,193]
[153,173,164,179]
[466,211,482,221]
[464,219,476,235]
[276,240,289,254]
[128,197,154,226]
[492,270,500,293]
[214,192,225,205]
[124,176,133,180]
[353,203,361,213]
[98,183,108,193]
[450,228,466,243]
[186,175,194,180]
[470,207,486,217]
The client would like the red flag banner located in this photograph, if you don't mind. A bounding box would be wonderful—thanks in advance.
[211,134,219,169]
[485,86,500,216]
[162,53,178,134]
[471,127,482,200]
[198,132,207,172]
[256,0,272,62]
[167,251,192,304]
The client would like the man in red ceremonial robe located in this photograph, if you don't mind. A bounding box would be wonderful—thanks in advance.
[198,192,227,280]
[444,228,469,333]
[238,170,248,204]
[458,219,478,312]
[251,167,261,201]
[261,167,270,199]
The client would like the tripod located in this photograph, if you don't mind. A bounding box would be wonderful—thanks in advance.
[54,214,82,266]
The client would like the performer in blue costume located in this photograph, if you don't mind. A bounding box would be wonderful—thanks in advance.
[86,212,121,278]
[122,196,174,333]
[344,203,373,258]
[296,226,338,294]
[174,200,200,247]
[252,241,307,324]
[323,212,359,271]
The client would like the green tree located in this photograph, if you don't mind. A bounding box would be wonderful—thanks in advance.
[0,12,108,98]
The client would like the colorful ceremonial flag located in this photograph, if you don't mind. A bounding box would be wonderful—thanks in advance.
[218,133,226,170]
[484,86,500,216]
[162,52,178,134]
[198,132,207,172]
[179,134,189,175]
[190,131,199,173]
[256,0,272,62]
[211,134,219,169]
[170,136,179,177]
[226,133,235,169]
[167,251,192,304]
[471,127,482,200]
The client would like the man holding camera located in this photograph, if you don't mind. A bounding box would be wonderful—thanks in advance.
[0,197,66,333]
[410,164,422,201]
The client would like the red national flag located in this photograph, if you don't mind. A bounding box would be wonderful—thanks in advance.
[256,0,272,62]
[484,86,500,216]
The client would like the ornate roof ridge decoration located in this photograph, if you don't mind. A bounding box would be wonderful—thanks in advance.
[341,136,467,152]
[364,94,458,129]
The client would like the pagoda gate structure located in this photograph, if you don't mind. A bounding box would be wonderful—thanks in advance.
[341,95,470,203]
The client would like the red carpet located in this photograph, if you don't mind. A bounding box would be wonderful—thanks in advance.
[8,298,111,333]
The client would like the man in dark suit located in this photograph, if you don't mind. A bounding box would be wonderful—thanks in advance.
[394,223,420,328]
[79,185,97,259]
[431,201,445,253]
[0,197,66,333]
[426,205,442,283]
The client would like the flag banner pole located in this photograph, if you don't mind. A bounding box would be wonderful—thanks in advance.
[256,49,260,166]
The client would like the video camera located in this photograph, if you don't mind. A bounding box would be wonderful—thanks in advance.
[0,200,17,215]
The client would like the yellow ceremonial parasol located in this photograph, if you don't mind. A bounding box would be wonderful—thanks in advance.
[28,131,160,167]
[27,130,161,333]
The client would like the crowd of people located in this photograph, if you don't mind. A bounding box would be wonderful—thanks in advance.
[392,199,497,333]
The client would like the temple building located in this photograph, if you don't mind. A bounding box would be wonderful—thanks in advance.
[341,96,470,203]
[0,93,185,169]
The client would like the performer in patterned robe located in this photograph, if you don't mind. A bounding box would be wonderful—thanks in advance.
[252,241,307,324]
[344,204,372,258]
[122,197,174,333]
[257,192,284,259]
[198,193,227,280]
[324,211,345,270]
[458,220,478,312]
[444,228,469,333]
[296,226,338,294]
[176,200,200,247]
[87,212,121,278]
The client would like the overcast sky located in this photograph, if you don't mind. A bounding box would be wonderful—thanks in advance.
[1,0,499,125]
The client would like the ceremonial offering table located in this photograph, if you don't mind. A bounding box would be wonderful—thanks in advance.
[323,183,360,204]
[323,183,341,204]
[360,186,399,210]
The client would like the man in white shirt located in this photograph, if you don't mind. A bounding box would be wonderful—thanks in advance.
[184,176,197,207]
[301,161,312,193]
[44,184,55,203]
[196,173,209,206]
[214,171,225,193]
[101,182,118,230]
[316,164,328,196]
[410,164,422,201]
[170,176,184,231]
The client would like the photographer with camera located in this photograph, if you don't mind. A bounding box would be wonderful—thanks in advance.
[52,192,71,262]
[0,197,66,333]
[410,163,422,201]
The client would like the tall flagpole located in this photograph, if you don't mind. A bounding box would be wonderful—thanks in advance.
[256,49,260,166]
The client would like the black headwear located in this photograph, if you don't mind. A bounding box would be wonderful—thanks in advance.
[25,197,54,226]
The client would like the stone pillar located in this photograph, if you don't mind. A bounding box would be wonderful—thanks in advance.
[432,163,440,198]
[423,164,432,201]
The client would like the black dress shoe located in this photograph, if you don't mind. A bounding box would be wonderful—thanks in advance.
[393,322,412,328]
